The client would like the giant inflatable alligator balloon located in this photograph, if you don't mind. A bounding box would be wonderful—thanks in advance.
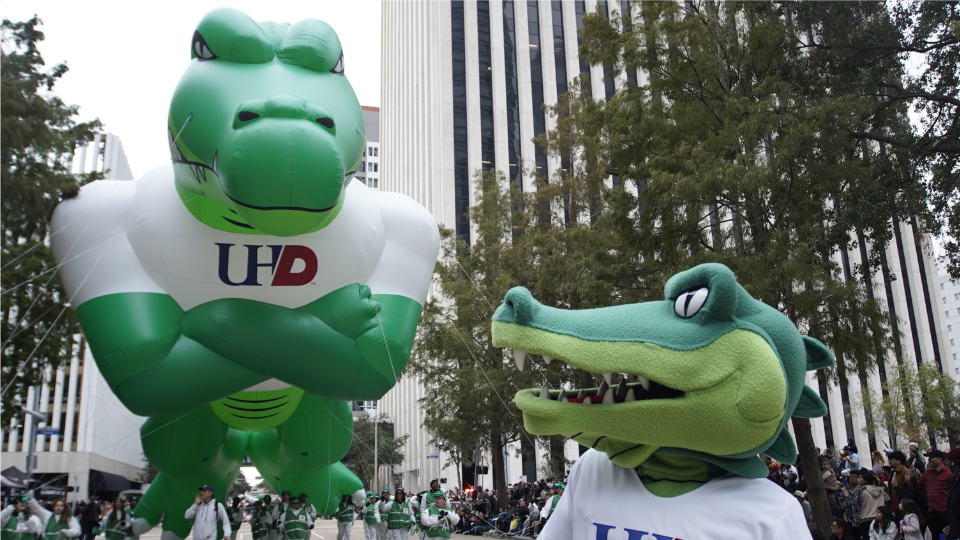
[492,264,833,539]
[50,8,438,540]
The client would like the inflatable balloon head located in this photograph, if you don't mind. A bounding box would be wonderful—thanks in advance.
[168,8,364,236]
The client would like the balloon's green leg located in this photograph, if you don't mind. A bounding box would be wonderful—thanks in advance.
[132,407,249,540]
[248,394,363,515]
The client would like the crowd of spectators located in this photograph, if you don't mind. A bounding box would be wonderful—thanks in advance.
[763,438,959,540]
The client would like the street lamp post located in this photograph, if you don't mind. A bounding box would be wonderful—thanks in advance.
[22,388,47,490]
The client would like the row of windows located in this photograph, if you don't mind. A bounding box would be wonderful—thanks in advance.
[943,293,960,303]
[366,146,379,157]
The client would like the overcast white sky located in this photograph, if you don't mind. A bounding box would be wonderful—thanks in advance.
[1,0,382,177]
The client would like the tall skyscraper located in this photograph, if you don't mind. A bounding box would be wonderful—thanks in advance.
[380,0,955,492]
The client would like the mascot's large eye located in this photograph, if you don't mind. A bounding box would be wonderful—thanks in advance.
[674,287,708,319]
[192,31,218,60]
[330,52,344,75]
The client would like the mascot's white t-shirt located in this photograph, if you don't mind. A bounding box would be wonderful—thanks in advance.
[541,450,810,540]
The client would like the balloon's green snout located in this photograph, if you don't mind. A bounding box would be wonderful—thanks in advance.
[168,8,364,237]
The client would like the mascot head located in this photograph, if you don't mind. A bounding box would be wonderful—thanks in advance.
[491,263,833,478]
[168,8,364,236]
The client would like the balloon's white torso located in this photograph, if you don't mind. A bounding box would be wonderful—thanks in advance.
[51,164,438,312]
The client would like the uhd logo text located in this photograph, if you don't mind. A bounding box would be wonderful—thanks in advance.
[216,243,318,286]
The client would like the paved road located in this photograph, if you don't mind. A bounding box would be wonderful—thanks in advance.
[139,521,479,540]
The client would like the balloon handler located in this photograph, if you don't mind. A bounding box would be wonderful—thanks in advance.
[50,8,439,540]
[491,264,834,539]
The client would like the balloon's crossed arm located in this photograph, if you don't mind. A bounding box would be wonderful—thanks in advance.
[76,284,421,417]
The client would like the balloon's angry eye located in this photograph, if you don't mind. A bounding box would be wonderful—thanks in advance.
[330,52,344,75]
[192,31,217,61]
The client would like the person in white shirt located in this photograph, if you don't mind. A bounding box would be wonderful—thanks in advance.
[376,490,391,540]
[2,495,43,540]
[184,485,230,540]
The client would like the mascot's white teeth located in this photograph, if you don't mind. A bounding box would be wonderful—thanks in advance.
[511,346,685,404]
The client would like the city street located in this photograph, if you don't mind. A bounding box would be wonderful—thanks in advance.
[139,521,477,540]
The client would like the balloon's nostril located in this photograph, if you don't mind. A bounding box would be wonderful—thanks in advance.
[238,111,259,122]
[315,117,334,129]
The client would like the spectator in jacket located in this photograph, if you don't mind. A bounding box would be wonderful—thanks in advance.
[184,485,230,540]
[918,449,956,539]
[858,471,890,538]
[944,447,960,540]
[868,506,896,540]
[899,499,924,540]
[906,444,925,472]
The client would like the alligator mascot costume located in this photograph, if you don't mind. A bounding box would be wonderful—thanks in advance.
[50,8,438,540]
[492,263,832,539]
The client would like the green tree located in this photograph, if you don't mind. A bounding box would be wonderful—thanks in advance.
[1,16,102,422]
[858,363,960,449]
[534,2,929,537]
[343,413,408,491]
[228,474,251,498]
[137,454,159,484]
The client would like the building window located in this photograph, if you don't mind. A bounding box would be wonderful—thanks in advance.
[360,162,365,172]
[955,293,959,300]
[948,311,952,317]
[952,339,955,346]
[478,0,495,171]
[597,0,615,100]
[945,297,948,304]
[451,0,470,243]
[620,0,637,85]
[950,325,954,331]
[503,0,522,191]
[954,353,957,361]
[372,163,378,172]
[528,1,548,177]
[374,147,378,157]
[941,282,945,290]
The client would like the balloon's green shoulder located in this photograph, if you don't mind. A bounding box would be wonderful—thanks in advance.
[491,263,833,484]
[168,7,364,237]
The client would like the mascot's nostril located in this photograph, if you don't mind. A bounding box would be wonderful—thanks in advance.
[238,111,260,122]
[315,117,334,129]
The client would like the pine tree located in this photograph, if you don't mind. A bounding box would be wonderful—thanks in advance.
[1,17,102,423]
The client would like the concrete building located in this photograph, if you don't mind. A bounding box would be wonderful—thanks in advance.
[937,274,960,381]
[73,133,135,180]
[358,106,381,190]
[2,134,142,500]
[1,341,146,500]
[378,0,957,493]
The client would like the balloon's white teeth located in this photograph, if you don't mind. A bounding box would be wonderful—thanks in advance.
[513,349,526,371]
[582,396,592,405]
[558,389,568,403]
[597,380,609,397]
[602,388,615,405]
[616,378,628,396]
[576,389,586,400]
[637,375,651,390]
[624,388,636,402]
[539,382,550,399]
[543,355,553,365]
[603,372,613,385]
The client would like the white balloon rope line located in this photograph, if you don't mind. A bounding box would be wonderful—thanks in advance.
[1,205,97,271]
[446,322,539,450]
[0,306,68,398]
[315,400,396,479]
[339,129,400,387]
[3,118,200,398]
[2,221,91,350]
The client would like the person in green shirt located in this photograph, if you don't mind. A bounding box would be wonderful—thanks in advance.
[2,496,42,540]
[250,501,268,540]
[225,498,243,540]
[296,495,316,531]
[386,489,412,540]
[376,490,391,540]
[419,493,458,539]
[281,499,309,540]
[262,497,278,540]
[334,495,356,540]
[361,493,380,540]
[541,483,564,522]
[99,499,131,540]
[30,498,80,540]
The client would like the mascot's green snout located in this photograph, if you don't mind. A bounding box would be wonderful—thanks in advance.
[169,8,364,236]
[491,264,834,538]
